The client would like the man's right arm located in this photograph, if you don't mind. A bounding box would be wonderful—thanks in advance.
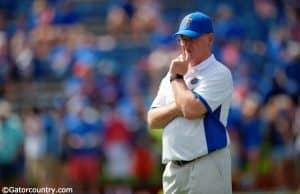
[147,102,182,129]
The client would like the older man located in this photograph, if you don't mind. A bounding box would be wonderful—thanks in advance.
[148,11,233,194]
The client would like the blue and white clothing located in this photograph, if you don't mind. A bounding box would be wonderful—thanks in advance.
[151,54,233,164]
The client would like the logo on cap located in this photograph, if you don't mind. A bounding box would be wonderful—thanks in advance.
[184,17,192,27]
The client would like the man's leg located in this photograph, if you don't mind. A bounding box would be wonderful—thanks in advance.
[188,147,232,194]
[163,161,193,194]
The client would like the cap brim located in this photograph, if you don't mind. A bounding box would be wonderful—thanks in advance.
[175,30,201,38]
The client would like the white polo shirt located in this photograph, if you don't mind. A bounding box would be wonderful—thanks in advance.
[150,54,233,164]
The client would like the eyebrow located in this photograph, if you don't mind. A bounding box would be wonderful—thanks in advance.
[178,36,193,41]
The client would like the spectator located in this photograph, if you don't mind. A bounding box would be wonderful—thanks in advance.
[23,107,47,185]
[0,100,24,186]
[63,95,104,193]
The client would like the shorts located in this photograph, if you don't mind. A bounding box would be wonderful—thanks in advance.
[66,155,100,184]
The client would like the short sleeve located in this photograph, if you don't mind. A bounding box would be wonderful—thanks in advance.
[150,76,168,109]
[193,69,233,113]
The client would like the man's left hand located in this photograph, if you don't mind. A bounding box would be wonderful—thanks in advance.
[169,51,189,75]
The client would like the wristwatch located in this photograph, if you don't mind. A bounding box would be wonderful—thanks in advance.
[170,74,184,82]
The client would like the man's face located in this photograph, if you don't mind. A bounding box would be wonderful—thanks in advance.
[177,33,213,63]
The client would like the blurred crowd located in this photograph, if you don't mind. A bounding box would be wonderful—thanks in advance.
[0,0,299,193]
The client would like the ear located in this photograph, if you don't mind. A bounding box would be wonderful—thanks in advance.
[208,33,214,43]
[207,33,214,48]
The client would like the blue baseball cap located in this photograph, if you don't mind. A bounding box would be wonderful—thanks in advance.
[175,12,213,38]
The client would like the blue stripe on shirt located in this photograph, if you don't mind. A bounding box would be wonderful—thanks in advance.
[193,91,227,152]
[204,106,227,152]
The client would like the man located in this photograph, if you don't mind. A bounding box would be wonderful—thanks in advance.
[148,11,233,194]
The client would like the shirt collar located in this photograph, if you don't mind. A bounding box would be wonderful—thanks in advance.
[190,54,215,72]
